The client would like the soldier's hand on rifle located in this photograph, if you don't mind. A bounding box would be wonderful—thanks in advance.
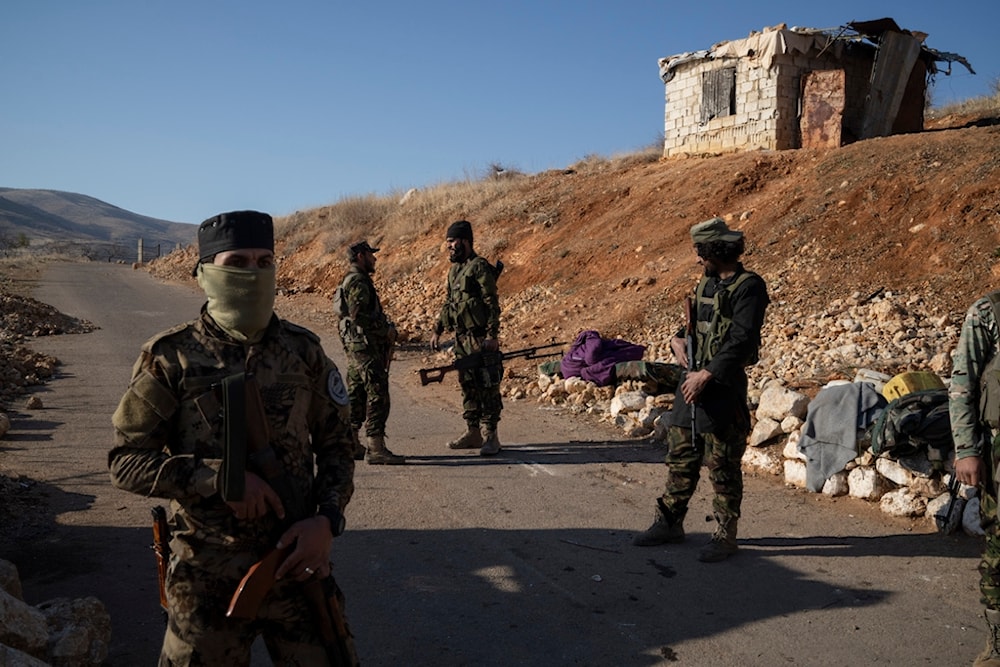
[680,368,712,404]
[481,337,499,352]
[670,335,688,368]
[430,331,441,351]
[225,471,285,521]
[275,516,333,581]
[956,455,985,488]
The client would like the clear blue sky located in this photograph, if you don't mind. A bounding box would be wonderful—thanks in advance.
[2,1,995,224]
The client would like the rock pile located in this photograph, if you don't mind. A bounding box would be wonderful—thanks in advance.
[509,289,971,531]
[0,290,96,410]
[0,559,110,666]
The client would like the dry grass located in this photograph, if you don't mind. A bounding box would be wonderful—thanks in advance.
[928,80,1000,120]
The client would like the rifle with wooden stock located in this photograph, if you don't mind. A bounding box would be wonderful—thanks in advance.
[151,505,170,616]
[418,341,566,386]
[227,545,353,666]
[219,373,354,665]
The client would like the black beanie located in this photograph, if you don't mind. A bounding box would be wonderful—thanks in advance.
[446,220,473,242]
[197,210,274,263]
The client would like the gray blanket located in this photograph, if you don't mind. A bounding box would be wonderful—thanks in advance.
[797,382,886,492]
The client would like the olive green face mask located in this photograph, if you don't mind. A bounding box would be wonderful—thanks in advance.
[196,264,276,343]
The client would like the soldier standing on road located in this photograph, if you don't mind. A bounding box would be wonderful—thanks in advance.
[336,240,405,465]
[950,292,1000,667]
[108,210,359,665]
[633,217,769,562]
[429,220,504,456]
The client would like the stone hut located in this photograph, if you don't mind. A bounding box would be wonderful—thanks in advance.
[657,18,974,156]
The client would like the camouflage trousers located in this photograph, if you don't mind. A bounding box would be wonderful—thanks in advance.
[979,437,1000,609]
[456,332,503,429]
[345,349,390,437]
[657,422,748,525]
[160,553,358,666]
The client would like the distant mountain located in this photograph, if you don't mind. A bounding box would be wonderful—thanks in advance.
[0,188,195,259]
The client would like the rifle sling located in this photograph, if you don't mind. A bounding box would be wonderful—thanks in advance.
[220,373,247,502]
[220,372,300,514]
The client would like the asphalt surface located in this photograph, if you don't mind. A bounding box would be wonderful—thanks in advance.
[0,260,989,666]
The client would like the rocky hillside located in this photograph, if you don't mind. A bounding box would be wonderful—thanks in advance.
[143,111,1000,395]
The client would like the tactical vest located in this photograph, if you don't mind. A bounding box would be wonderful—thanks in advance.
[693,270,760,369]
[444,257,494,335]
[335,272,366,347]
[978,291,1000,428]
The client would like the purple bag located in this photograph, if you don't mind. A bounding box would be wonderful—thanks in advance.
[560,330,645,386]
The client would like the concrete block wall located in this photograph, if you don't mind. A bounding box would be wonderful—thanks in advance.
[663,59,782,156]
[663,49,880,156]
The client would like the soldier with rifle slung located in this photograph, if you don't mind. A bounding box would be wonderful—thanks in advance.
[335,239,405,465]
[633,217,769,563]
[109,211,359,665]
[429,219,505,456]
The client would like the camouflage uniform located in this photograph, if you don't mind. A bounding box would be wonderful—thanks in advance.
[658,266,769,527]
[434,253,503,430]
[949,294,1000,609]
[339,265,395,437]
[109,309,357,666]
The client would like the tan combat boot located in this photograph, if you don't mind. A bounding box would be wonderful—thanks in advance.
[447,425,483,450]
[479,425,501,456]
[698,515,738,563]
[365,435,406,465]
[975,609,1000,667]
[351,428,365,461]
[633,502,685,547]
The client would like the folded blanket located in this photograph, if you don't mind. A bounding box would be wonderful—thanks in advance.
[798,382,886,492]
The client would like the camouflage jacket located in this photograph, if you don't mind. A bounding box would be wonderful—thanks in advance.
[109,307,355,560]
[339,266,393,354]
[435,254,500,339]
[949,294,1000,459]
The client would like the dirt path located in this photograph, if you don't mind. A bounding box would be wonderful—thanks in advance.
[0,261,990,666]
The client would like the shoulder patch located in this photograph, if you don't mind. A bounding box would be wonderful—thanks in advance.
[327,368,349,406]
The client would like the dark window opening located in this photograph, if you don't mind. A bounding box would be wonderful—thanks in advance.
[701,67,736,123]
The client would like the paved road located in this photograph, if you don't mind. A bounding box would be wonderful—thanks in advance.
[0,261,988,666]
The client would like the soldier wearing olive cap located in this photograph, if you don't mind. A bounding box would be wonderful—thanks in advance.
[633,217,769,563]
[109,210,359,665]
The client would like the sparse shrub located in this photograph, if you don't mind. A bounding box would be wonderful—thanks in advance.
[927,88,1000,120]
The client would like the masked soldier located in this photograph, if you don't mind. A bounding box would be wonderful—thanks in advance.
[336,240,405,465]
[633,217,769,562]
[429,220,503,456]
[109,211,359,665]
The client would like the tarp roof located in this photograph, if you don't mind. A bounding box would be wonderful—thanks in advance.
[658,18,974,84]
